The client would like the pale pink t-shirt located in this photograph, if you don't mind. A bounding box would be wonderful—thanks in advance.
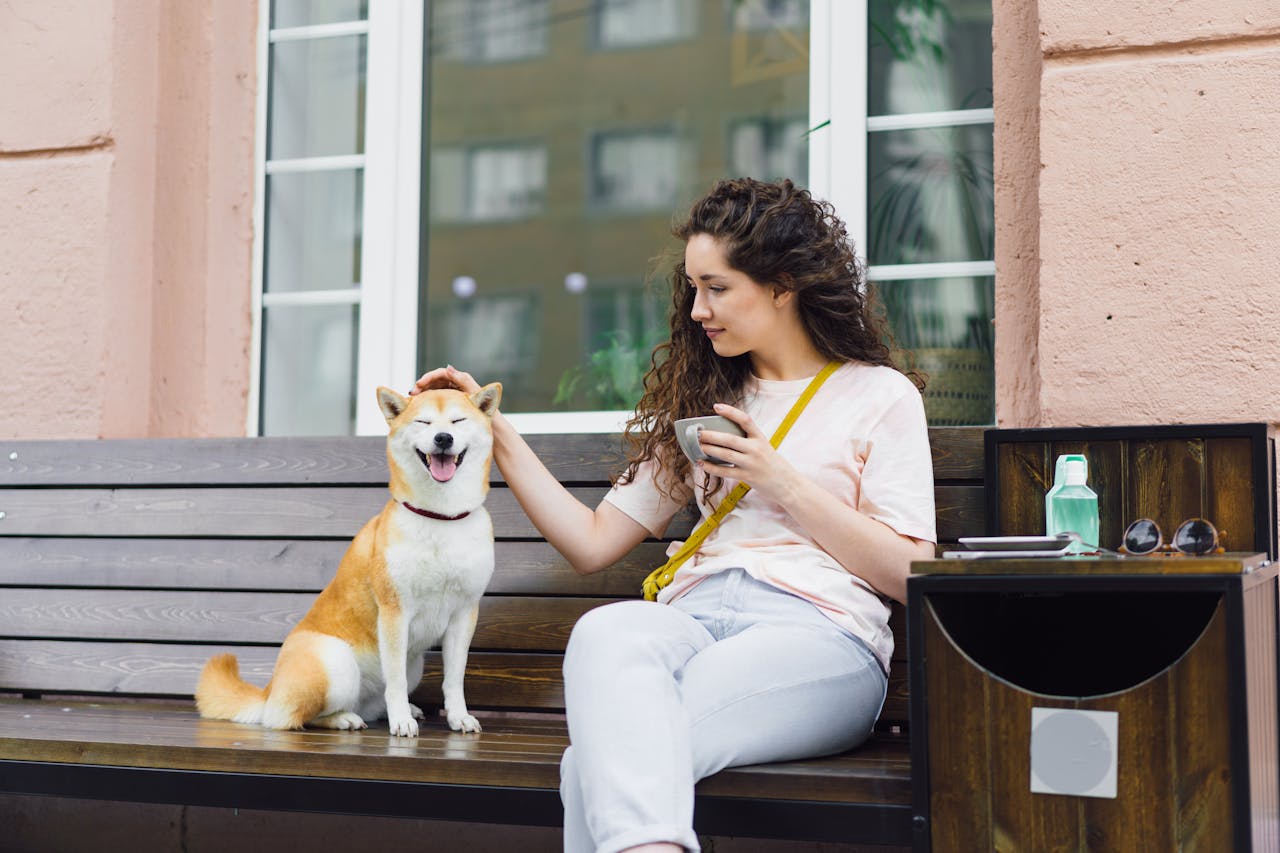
[604,361,936,673]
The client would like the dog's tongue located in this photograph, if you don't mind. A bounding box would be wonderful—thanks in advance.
[429,454,458,482]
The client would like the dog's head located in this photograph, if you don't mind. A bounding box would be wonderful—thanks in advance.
[375,383,502,512]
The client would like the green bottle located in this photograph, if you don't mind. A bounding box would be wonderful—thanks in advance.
[1045,454,1099,554]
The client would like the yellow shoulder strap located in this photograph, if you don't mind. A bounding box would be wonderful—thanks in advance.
[641,360,841,601]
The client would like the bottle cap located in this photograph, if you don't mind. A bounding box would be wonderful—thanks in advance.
[1065,459,1087,486]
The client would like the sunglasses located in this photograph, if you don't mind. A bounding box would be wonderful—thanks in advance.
[1120,517,1225,556]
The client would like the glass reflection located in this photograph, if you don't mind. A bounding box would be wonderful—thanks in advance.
[269,35,366,160]
[433,0,551,64]
[421,0,810,413]
[266,169,363,293]
[272,0,368,29]
[875,276,993,425]
[868,0,993,116]
[867,124,993,266]
[261,304,359,436]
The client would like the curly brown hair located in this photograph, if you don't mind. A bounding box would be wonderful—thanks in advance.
[617,177,916,506]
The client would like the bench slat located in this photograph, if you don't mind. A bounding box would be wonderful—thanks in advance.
[0,435,627,487]
[0,483,980,541]
[0,537,345,591]
[0,437,389,487]
[0,640,271,695]
[0,538,660,596]
[1,578,909,657]
[0,640,912,724]
[0,487,606,539]
[417,651,912,724]
[0,699,912,805]
[935,484,985,542]
[416,651,565,711]
[0,429,981,487]
[0,591,612,651]
[927,426,986,480]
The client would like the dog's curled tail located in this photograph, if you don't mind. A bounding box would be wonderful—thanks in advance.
[196,653,268,724]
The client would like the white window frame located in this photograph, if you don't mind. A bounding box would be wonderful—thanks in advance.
[254,0,992,436]
[810,0,996,291]
[355,0,425,434]
[248,1,424,436]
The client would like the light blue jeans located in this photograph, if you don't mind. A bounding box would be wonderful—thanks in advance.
[559,568,888,853]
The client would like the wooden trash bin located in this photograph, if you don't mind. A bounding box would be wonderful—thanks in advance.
[907,553,1278,852]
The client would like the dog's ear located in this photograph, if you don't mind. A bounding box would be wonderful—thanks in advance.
[377,386,409,424]
[470,382,502,417]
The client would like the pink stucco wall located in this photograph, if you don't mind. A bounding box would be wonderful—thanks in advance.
[994,0,1280,429]
[0,1,255,439]
[991,0,1042,428]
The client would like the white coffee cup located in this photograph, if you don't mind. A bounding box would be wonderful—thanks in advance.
[674,415,746,466]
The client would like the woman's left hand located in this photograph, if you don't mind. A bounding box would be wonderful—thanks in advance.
[697,402,800,504]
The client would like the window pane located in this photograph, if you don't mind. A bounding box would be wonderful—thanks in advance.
[730,0,810,32]
[876,276,993,425]
[590,130,684,212]
[868,0,992,115]
[425,292,540,388]
[430,145,546,222]
[595,0,697,49]
[867,124,993,266]
[272,0,367,29]
[433,0,549,64]
[422,0,809,413]
[260,304,359,436]
[269,35,366,160]
[729,116,809,184]
[266,169,363,292]
[562,282,668,410]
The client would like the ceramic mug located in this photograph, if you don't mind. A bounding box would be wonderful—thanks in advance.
[674,415,746,466]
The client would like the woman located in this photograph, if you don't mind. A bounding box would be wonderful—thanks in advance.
[413,177,936,853]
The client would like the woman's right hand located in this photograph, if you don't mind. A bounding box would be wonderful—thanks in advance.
[410,365,650,574]
[410,365,482,396]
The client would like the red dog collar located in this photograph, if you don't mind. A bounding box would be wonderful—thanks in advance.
[401,502,470,522]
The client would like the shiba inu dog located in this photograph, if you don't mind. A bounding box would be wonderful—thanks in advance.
[196,383,502,736]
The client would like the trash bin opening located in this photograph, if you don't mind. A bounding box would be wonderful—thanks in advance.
[926,590,1222,698]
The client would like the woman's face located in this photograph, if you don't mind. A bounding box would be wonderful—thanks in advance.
[684,233,785,359]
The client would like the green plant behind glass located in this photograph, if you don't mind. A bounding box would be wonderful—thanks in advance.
[554,328,667,411]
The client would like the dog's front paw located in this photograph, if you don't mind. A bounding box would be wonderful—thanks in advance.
[325,711,367,731]
[387,711,420,737]
[448,711,482,734]
[307,709,367,730]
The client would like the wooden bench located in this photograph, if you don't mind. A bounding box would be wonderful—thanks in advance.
[0,428,986,846]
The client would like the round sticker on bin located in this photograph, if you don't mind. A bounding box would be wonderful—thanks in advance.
[1029,708,1118,799]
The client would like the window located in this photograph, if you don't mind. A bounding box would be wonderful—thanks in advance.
[589,130,685,212]
[252,1,369,436]
[433,0,549,64]
[594,0,697,50]
[253,0,995,434]
[730,0,810,32]
[431,144,548,222]
[863,0,996,425]
[729,116,809,184]
[251,0,423,435]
